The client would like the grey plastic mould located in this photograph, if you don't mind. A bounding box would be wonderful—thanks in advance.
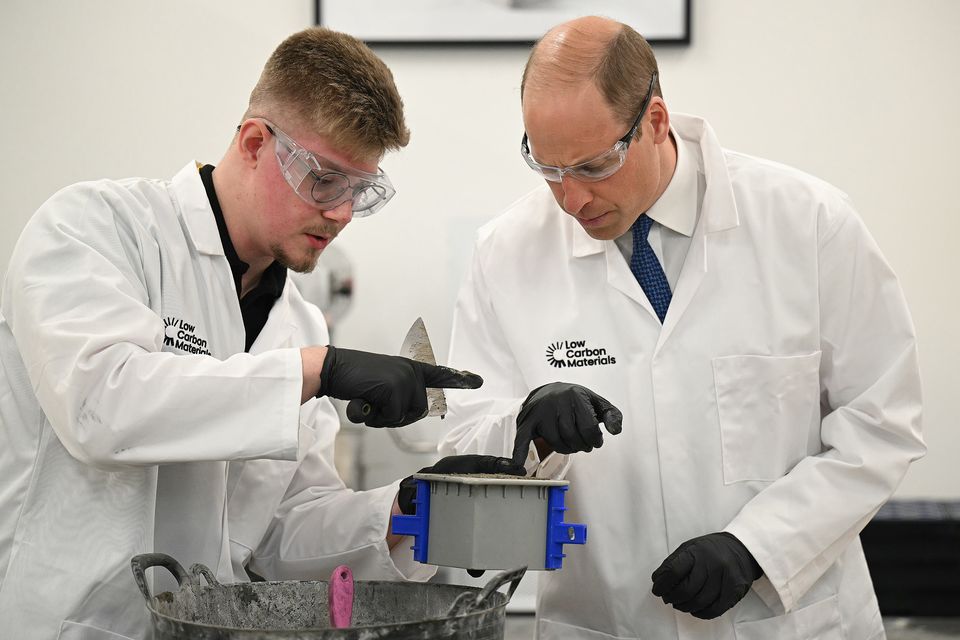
[411,473,580,571]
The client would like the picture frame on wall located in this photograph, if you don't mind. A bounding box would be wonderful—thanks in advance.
[315,0,691,46]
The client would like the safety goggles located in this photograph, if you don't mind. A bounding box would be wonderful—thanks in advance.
[520,73,658,183]
[256,119,395,217]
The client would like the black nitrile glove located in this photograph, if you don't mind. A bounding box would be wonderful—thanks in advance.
[512,383,623,465]
[318,345,482,428]
[397,455,527,516]
[651,532,763,619]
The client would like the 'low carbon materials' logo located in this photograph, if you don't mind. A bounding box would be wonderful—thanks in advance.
[545,339,617,369]
[163,317,211,355]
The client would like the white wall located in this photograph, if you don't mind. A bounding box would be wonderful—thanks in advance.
[1,1,957,497]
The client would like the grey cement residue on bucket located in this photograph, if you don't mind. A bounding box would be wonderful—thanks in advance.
[133,553,525,639]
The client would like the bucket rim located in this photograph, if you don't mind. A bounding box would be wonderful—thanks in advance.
[133,554,524,635]
[145,581,510,634]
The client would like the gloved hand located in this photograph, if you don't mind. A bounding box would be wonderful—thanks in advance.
[651,532,763,619]
[512,383,623,465]
[397,455,527,515]
[318,345,482,428]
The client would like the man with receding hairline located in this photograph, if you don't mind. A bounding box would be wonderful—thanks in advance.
[441,15,922,639]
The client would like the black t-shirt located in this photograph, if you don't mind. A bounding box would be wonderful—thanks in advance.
[199,164,287,352]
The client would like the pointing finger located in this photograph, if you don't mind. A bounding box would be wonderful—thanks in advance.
[512,425,536,467]
[589,393,623,435]
[601,405,623,435]
[420,363,484,389]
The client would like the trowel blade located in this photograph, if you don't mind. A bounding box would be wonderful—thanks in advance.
[400,317,447,418]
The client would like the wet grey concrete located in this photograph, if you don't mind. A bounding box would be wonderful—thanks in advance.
[503,615,960,639]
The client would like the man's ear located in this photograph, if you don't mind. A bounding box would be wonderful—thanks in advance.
[648,98,671,145]
[236,120,269,167]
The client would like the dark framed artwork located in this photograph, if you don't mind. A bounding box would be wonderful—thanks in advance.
[315,0,691,46]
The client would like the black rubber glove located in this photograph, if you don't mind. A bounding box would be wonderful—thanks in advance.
[318,345,482,428]
[651,532,763,620]
[397,455,527,516]
[512,383,623,465]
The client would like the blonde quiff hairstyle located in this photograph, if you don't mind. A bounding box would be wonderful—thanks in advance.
[521,21,662,130]
[246,27,409,160]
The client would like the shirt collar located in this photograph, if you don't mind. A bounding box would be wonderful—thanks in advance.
[199,163,248,296]
[198,163,286,299]
[644,128,698,237]
[572,126,701,258]
[172,161,223,256]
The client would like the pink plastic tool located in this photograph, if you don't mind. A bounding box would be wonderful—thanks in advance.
[328,565,354,629]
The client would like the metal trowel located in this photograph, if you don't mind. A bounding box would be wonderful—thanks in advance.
[347,317,449,423]
[400,316,447,418]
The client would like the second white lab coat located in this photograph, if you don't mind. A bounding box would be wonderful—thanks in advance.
[440,115,924,640]
[0,162,428,640]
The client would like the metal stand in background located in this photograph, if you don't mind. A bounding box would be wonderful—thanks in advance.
[290,244,355,331]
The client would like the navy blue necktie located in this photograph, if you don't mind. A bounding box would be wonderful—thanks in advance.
[630,214,672,322]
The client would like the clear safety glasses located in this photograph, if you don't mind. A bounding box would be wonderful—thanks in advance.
[520,73,658,183]
[258,119,395,217]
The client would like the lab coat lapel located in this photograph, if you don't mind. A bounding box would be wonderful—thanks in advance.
[171,161,246,355]
[249,279,297,354]
[172,161,225,256]
[655,213,708,350]
[605,244,662,322]
[571,222,663,323]
[656,115,740,350]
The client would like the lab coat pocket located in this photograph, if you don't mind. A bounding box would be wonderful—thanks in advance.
[539,617,638,640]
[734,593,841,640]
[713,352,821,483]
[58,620,136,639]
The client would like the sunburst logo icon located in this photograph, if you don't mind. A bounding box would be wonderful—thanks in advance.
[163,317,179,345]
[163,317,177,338]
[545,341,566,368]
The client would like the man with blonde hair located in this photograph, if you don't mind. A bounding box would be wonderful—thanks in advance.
[441,15,923,639]
[0,26,519,639]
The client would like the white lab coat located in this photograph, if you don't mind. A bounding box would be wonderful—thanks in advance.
[0,162,428,640]
[439,115,924,640]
